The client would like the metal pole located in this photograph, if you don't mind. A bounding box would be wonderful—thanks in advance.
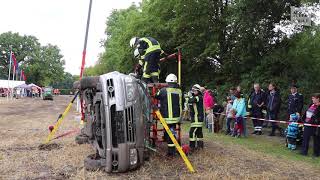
[80,0,93,121]
[7,47,12,101]
[80,0,92,79]
[178,49,182,86]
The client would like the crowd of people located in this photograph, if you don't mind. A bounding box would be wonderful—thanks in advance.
[129,36,319,157]
[187,83,320,158]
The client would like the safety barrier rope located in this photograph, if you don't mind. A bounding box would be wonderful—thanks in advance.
[211,112,320,128]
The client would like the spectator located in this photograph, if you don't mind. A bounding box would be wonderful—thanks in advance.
[300,93,320,157]
[232,91,247,137]
[225,96,234,135]
[236,85,241,93]
[204,89,215,131]
[229,87,236,101]
[248,83,266,135]
[288,84,303,119]
[266,83,283,136]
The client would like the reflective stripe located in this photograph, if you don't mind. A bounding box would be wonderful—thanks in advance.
[193,103,198,122]
[150,71,159,76]
[168,144,175,147]
[139,59,144,66]
[165,118,179,124]
[191,122,203,127]
[140,37,161,56]
[189,128,197,141]
[167,89,173,121]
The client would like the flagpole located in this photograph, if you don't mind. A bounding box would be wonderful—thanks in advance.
[7,47,12,101]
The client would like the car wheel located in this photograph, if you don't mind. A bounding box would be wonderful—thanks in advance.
[84,154,103,171]
[80,76,100,90]
[73,81,80,89]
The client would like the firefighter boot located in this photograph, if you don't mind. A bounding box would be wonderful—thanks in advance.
[198,141,204,149]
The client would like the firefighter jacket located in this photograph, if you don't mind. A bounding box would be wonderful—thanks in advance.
[137,37,162,59]
[155,83,182,124]
[188,94,204,127]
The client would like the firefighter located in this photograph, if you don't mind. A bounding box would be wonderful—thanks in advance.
[130,37,163,84]
[155,74,182,156]
[133,48,144,79]
[188,84,204,151]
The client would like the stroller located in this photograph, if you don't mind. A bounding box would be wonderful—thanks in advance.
[285,113,304,150]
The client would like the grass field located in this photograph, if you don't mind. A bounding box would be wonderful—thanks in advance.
[1,96,320,179]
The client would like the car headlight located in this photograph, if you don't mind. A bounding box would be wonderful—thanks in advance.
[125,77,136,102]
[129,149,138,165]
[126,83,135,101]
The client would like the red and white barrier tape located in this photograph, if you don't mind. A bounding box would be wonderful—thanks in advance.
[213,112,320,128]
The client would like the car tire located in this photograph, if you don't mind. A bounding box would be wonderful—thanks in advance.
[84,154,103,171]
[80,76,99,90]
[73,81,80,89]
[75,134,89,144]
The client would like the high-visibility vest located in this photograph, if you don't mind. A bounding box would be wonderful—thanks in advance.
[139,37,161,58]
[156,86,182,124]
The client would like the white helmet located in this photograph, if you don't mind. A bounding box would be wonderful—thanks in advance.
[165,74,177,83]
[130,37,139,48]
[134,48,140,58]
[192,84,201,91]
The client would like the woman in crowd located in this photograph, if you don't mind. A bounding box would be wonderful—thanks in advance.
[231,91,247,137]
[301,93,320,157]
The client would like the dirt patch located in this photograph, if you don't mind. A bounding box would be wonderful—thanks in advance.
[38,143,62,151]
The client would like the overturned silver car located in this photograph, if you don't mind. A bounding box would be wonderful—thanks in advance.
[75,71,152,173]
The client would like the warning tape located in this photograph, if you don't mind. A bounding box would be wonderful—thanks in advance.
[212,112,320,128]
[155,110,195,173]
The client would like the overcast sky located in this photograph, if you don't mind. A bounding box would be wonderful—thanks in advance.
[0,0,141,75]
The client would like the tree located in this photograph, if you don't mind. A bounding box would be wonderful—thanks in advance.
[23,44,65,86]
[0,32,40,79]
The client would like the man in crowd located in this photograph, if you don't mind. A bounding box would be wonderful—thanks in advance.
[288,84,303,119]
[266,83,283,136]
[248,83,266,135]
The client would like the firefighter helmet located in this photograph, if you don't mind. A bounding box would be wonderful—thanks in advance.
[165,74,177,83]
[130,37,139,48]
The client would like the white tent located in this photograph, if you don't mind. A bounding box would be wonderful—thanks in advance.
[0,80,25,89]
[28,83,41,89]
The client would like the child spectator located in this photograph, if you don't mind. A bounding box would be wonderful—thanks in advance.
[286,113,300,150]
[230,109,243,138]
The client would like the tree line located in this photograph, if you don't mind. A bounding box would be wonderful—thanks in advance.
[0,31,76,88]
[86,0,319,108]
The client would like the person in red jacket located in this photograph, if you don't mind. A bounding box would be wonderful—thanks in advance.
[204,89,215,131]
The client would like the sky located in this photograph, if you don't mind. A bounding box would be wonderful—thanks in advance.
[0,0,141,75]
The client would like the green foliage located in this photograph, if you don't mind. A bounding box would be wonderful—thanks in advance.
[88,0,320,115]
[0,32,67,86]
[51,72,79,90]
[0,32,40,79]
